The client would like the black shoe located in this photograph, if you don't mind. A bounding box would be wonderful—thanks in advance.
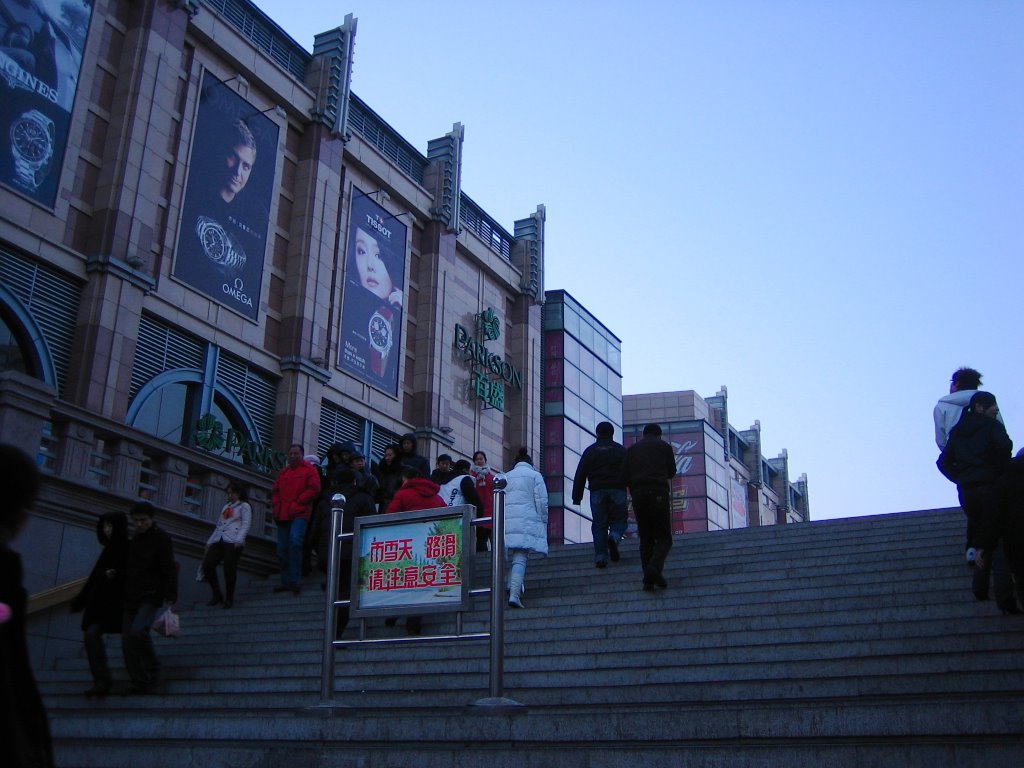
[655,573,668,589]
[222,599,234,609]
[642,582,656,592]
[608,538,620,562]
[291,585,301,595]
[127,684,151,695]
[595,560,608,569]
[406,619,422,636]
[997,598,1022,615]
[206,596,223,607]
[384,617,398,627]
[273,585,290,593]
[84,683,110,698]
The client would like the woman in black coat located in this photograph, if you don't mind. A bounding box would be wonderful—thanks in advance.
[70,511,129,697]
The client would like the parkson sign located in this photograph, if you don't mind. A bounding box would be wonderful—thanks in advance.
[454,310,523,412]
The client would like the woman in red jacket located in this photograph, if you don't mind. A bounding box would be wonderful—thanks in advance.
[385,467,446,513]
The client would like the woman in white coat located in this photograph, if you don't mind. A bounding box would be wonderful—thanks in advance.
[502,447,548,608]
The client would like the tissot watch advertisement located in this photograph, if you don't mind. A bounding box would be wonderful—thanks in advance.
[172,71,279,321]
[339,187,407,394]
[0,0,93,206]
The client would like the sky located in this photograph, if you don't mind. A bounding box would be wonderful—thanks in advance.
[252,0,1022,521]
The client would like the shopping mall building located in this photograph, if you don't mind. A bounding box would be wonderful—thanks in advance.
[1,0,546,657]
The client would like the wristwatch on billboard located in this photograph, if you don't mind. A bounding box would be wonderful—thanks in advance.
[9,109,55,192]
[368,305,394,376]
[195,215,247,271]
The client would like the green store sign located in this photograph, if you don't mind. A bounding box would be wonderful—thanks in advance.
[193,414,287,473]
[454,309,523,412]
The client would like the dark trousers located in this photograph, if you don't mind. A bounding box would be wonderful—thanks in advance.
[122,602,161,689]
[203,541,243,601]
[83,623,112,686]
[475,526,491,552]
[959,483,1013,604]
[632,486,673,581]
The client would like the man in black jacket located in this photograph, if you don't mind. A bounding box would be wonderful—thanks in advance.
[573,422,628,568]
[122,502,177,694]
[945,392,1012,603]
[623,423,677,591]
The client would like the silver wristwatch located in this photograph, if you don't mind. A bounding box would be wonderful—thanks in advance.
[10,109,55,192]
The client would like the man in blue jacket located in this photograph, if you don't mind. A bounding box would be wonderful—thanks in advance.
[573,422,628,568]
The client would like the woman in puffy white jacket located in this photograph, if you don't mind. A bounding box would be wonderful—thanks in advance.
[501,447,548,608]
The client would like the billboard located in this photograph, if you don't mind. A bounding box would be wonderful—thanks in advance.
[0,0,93,206]
[172,71,279,321]
[350,505,473,617]
[339,187,407,394]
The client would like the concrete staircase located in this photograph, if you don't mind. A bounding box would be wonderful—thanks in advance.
[40,508,1024,767]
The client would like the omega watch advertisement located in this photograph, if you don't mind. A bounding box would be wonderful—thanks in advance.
[0,0,93,206]
[339,187,407,396]
[172,71,279,321]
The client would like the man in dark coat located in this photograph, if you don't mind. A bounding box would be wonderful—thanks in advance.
[572,421,628,568]
[122,502,178,694]
[70,511,129,697]
[0,444,54,767]
[624,423,677,591]
[943,392,1013,603]
[319,469,378,637]
[398,433,430,477]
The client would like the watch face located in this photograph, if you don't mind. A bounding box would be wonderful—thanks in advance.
[369,312,392,352]
[12,118,51,163]
[195,216,246,270]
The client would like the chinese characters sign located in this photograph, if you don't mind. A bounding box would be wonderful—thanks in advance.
[352,505,473,616]
[454,309,523,412]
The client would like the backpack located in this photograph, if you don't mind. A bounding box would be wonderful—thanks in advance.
[936,428,963,483]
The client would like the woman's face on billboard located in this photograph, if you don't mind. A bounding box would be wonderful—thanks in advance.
[354,227,394,300]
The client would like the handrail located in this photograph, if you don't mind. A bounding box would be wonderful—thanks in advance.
[27,577,87,615]
[317,484,518,708]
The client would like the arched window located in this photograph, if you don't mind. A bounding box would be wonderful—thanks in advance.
[129,371,262,468]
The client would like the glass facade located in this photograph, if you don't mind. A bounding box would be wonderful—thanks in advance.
[542,290,623,544]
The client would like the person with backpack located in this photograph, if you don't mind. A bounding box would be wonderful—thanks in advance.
[937,391,1013,605]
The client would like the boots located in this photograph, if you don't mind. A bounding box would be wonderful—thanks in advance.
[508,565,525,609]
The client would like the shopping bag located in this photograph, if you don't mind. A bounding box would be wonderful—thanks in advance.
[152,607,180,638]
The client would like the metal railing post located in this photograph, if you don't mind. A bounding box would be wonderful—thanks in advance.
[319,492,345,703]
[488,481,506,699]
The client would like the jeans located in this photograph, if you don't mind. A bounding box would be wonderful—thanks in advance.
[122,601,162,689]
[590,488,628,563]
[632,486,673,581]
[203,541,243,601]
[276,517,308,587]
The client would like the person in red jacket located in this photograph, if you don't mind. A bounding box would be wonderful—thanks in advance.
[271,444,321,594]
[386,467,446,513]
[383,467,445,635]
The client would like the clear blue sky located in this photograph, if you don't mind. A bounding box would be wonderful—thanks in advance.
[253,0,1023,520]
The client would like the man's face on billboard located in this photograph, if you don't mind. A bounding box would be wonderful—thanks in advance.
[221,143,256,202]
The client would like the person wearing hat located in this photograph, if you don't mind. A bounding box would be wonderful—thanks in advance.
[398,433,429,477]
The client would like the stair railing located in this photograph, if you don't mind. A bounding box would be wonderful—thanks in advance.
[318,480,520,707]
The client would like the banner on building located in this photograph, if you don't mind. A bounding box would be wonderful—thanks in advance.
[0,0,93,206]
[339,187,407,395]
[350,505,472,617]
[172,72,279,321]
